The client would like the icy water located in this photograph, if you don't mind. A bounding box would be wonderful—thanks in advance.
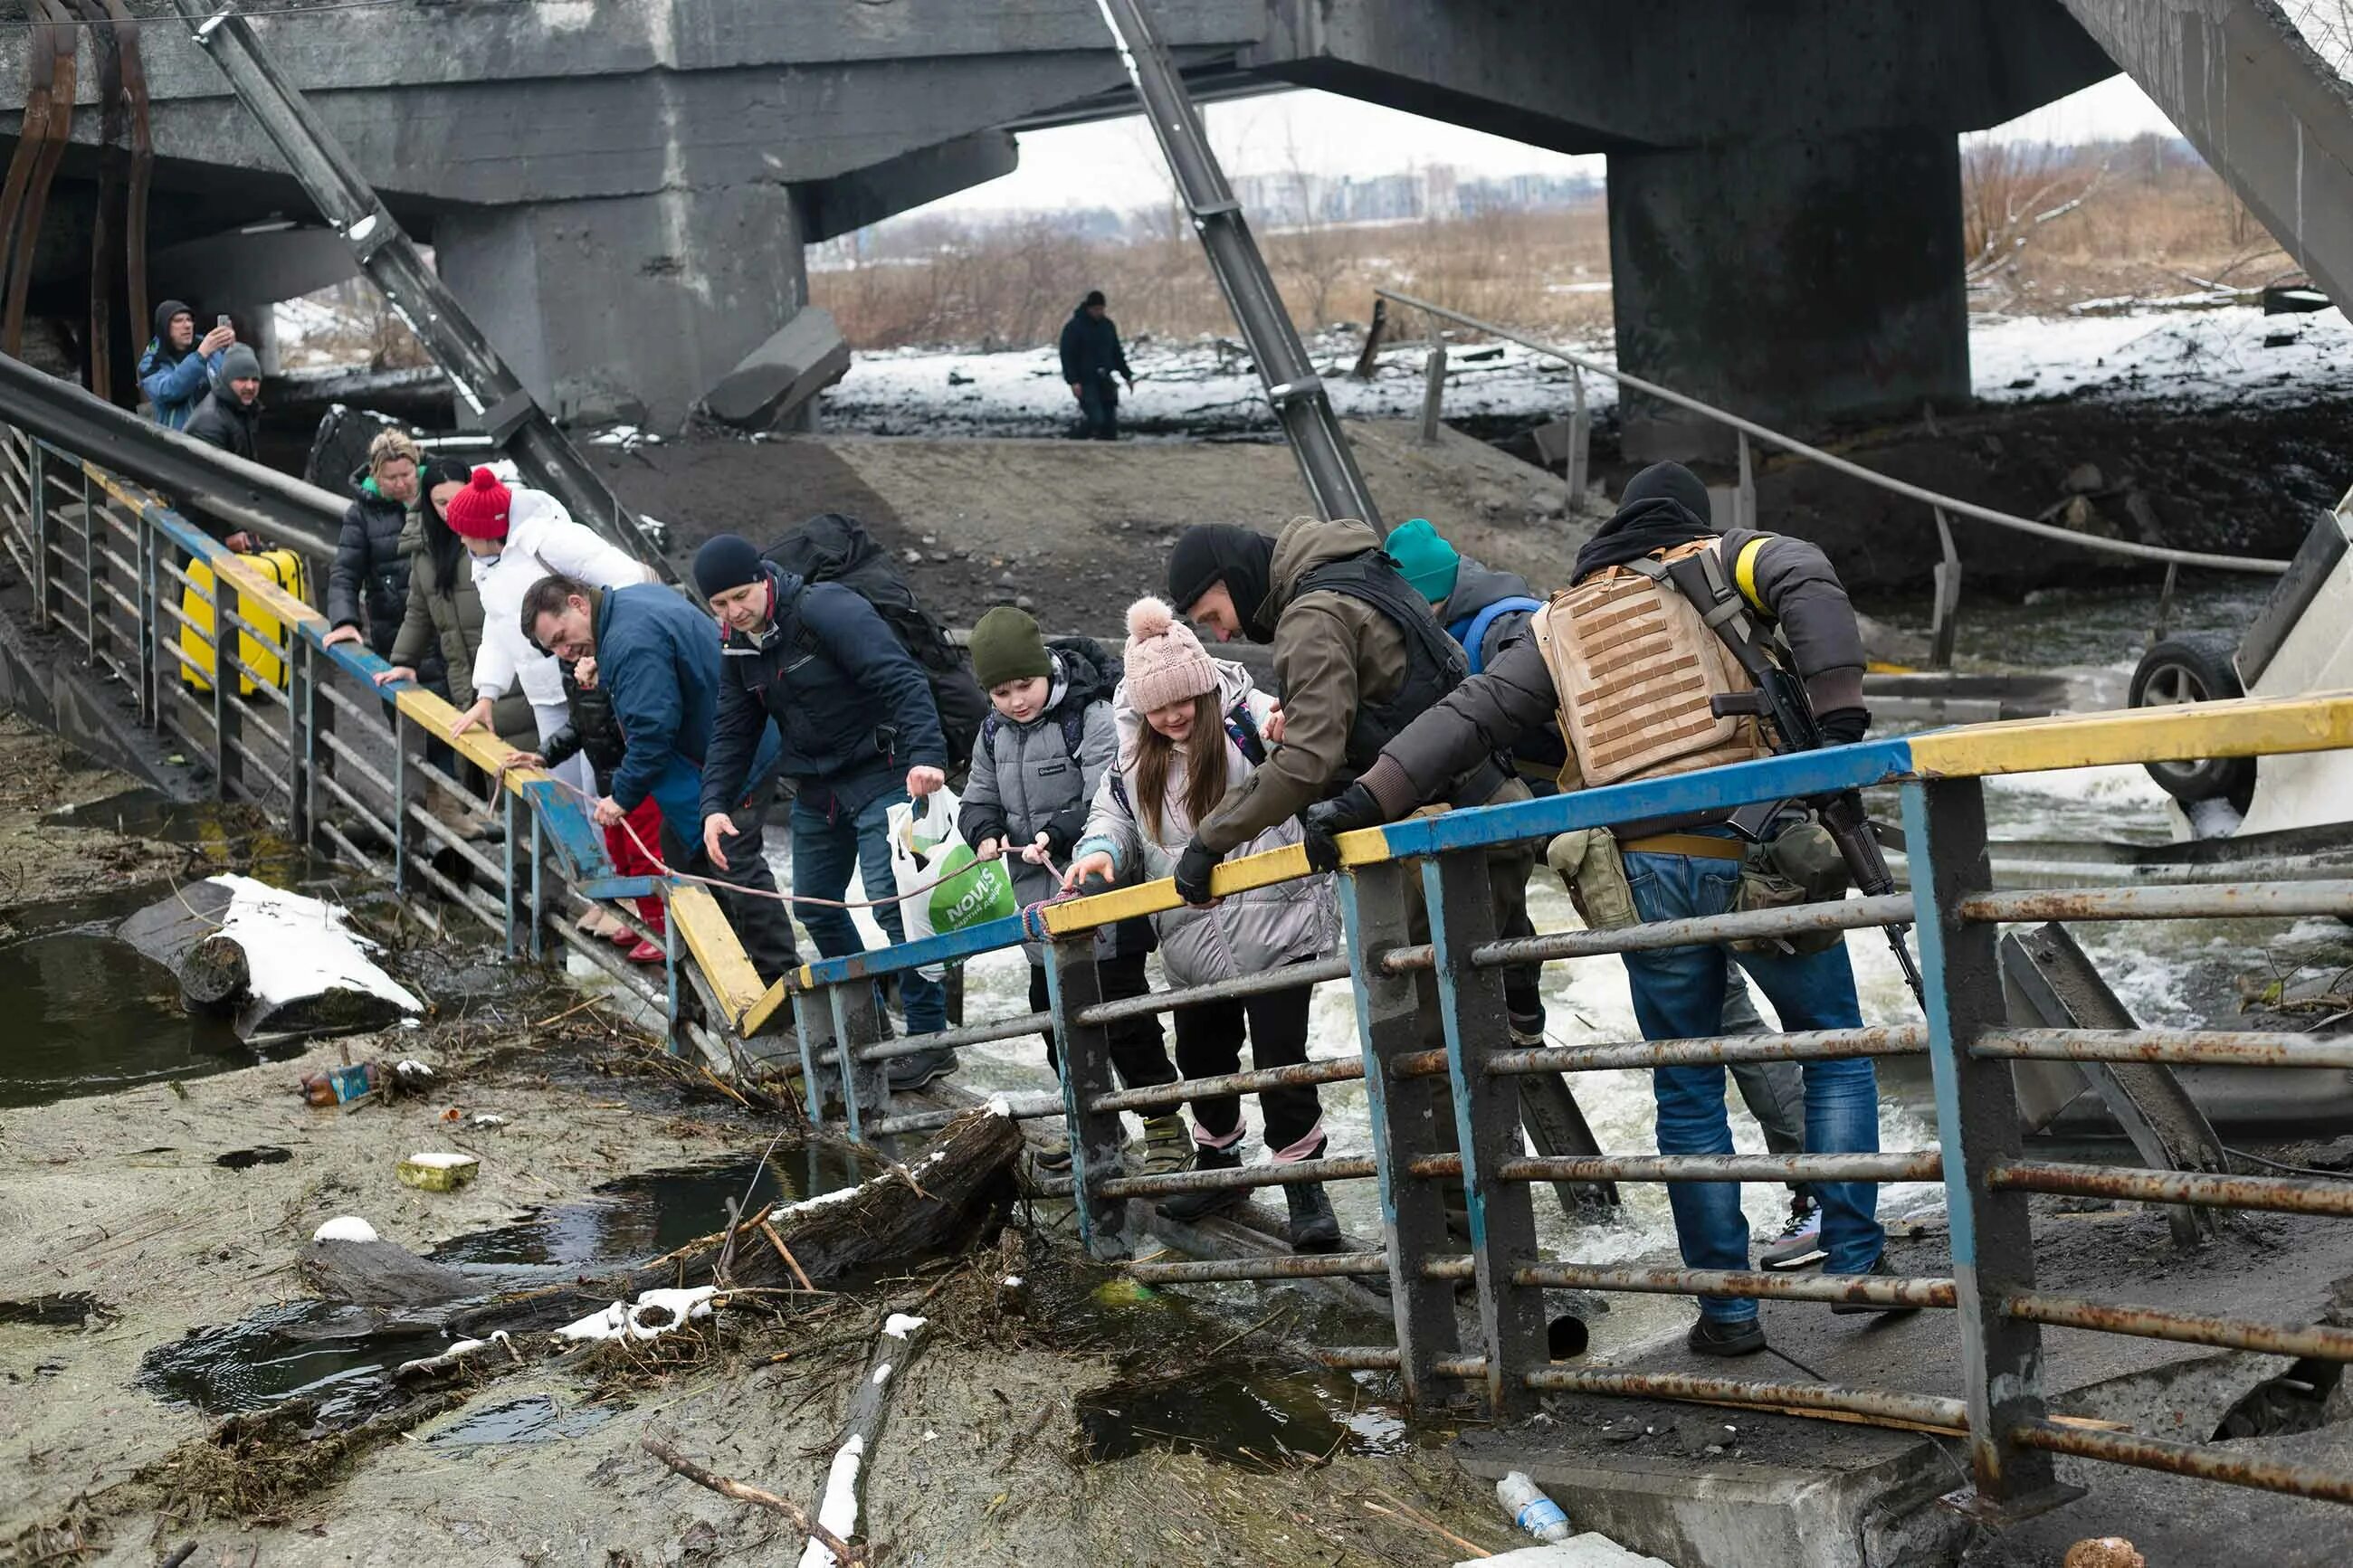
[140,1152,862,1421]
[774,575,2353,1356]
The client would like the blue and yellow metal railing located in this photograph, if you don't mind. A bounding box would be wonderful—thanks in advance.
[0,419,776,1065]
[778,687,2353,1516]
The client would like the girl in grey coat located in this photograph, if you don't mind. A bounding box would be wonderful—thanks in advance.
[1063,596,1342,1252]
[958,609,1186,1175]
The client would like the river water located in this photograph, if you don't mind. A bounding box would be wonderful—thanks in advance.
[780,572,2353,1353]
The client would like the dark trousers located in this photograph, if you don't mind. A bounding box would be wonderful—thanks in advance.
[1171,975,1321,1157]
[1027,952,1177,1093]
[662,781,801,987]
[1076,378,1119,441]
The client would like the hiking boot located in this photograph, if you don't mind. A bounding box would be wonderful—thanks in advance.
[428,791,490,842]
[1284,1180,1342,1254]
[1031,1130,1072,1174]
[1759,1194,1826,1271]
[1687,1316,1766,1356]
[1830,1254,1921,1316]
[1140,1115,1192,1178]
[1158,1141,1244,1221]
[884,1049,957,1092]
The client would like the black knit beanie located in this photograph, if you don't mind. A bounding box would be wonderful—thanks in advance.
[693,534,766,596]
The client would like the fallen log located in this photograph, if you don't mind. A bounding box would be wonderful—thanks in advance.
[643,1437,865,1565]
[797,1313,935,1568]
[451,1105,1021,1338]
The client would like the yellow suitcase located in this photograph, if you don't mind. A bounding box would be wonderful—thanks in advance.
[181,548,310,696]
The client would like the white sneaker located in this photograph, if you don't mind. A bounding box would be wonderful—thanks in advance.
[1759,1196,1825,1270]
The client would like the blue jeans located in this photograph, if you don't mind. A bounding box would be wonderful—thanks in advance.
[1622,841,1886,1323]
[788,789,948,1039]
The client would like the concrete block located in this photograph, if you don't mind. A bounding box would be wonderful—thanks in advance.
[701,307,852,430]
[1463,1536,1681,1568]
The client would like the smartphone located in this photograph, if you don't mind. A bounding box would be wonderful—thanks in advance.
[216,314,231,328]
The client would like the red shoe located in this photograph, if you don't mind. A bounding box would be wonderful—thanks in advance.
[624,937,663,964]
[609,924,640,947]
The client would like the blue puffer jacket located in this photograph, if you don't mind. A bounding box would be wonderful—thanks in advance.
[137,339,218,432]
[595,584,777,834]
[700,564,948,822]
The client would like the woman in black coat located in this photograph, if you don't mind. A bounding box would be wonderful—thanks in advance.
[322,429,423,659]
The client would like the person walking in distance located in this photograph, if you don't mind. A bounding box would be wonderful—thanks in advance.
[137,299,232,432]
[1061,597,1342,1253]
[518,574,800,986]
[1059,290,1133,441]
[1303,461,1904,1355]
[960,604,1186,1176]
[691,535,957,1090]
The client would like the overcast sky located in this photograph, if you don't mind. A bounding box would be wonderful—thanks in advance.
[920,72,2181,217]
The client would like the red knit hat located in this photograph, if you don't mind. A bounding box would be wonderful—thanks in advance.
[443,467,511,540]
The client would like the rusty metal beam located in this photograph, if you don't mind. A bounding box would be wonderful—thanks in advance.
[1088,1054,1367,1116]
[1991,1160,2353,1217]
[1077,955,1352,1027]
[1522,1367,1970,1432]
[1516,1263,1958,1309]
[1091,1155,1379,1202]
[2003,1293,2353,1363]
[1454,1152,1942,1185]
[2011,1419,2353,1506]
[1482,1025,1929,1078]
[1468,892,1915,970]
[1127,1251,1389,1284]
[1973,1029,2353,1071]
[1961,882,2353,925]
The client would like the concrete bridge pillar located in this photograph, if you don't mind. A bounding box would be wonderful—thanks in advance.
[1607,128,1970,463]
[433,183,809,432]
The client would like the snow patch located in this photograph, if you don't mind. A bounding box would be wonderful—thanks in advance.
[795,1433,868,1568]
[206,875,421,1016]
[871,1363,893,1385]
[553,1286,717,1344]
[881,1313,928,1339]
[311,1215,376,1244]
[404,1151,476,1171]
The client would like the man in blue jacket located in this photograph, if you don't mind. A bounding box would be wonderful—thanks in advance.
[692,534,957,1089]
[1058,290,1132,441]
[518,572,801,986]
[137,300,234,432]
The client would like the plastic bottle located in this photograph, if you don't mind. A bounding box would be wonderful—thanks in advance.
[1496,1471,1572,1544]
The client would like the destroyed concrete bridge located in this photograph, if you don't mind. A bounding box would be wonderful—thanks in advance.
[3,0,2350,447]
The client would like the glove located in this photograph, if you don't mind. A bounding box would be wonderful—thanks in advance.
[1300,781,1383,872]
[1816,708,1869,748]
[1172,838,1220,907]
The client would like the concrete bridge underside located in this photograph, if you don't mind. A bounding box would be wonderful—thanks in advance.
[2,1,2324,452]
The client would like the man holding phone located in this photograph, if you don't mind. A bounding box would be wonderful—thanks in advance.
[136,302,234,432]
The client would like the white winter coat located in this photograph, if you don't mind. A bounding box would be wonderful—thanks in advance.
[1073,659,1337,988]
[466,489,651,711]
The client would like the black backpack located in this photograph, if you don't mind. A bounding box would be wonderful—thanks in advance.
[765,513,988,774]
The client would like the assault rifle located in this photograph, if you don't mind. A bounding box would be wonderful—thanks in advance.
[1659,555,1929,1007]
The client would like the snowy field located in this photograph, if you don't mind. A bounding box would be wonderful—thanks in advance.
[815,302,2353,438]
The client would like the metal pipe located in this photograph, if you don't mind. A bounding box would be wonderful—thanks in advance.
[1091,1155,1378,1202]
[1312,1346,1405,1371]
[1126,1251,1390,1284]
[1974,1030,2353,1070]
[2011,1419,2353,1505]
[1521,1367,1972,1431]
[1451,1152,1941,1185]
[1089,1054,1367,1116]
[1961,881,2353,924]
[1471,893,1916,969]
[1515,1262,1957,1308]
[316,819,381,879]
[1078,955,1353,1027]
[1374,288,2287,576]
[1483,1025,1929,1078]
[826,1010,1053,1067]
[1990,1160,2353,1217]
[2003,1292,2353,1362]
[864,1092,1065,1138]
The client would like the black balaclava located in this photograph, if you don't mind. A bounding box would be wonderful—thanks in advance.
[1167,524,1279,642]
[1572,461,1719,579]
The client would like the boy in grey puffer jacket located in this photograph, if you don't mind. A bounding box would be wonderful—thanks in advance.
[958,607,1187,1175]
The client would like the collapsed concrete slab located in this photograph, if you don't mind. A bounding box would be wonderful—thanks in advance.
[700,305,852,430]
[118,874,422,1041]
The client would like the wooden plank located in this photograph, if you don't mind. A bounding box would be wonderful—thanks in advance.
[671,883,769,1032]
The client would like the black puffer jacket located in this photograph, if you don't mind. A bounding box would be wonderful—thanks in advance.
[540,660,626,794]
[327,464,413,660]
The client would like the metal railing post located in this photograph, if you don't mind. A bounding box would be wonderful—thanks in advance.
[211,566,238,801]
[1736,430,1757,532]
[1340,860,1467,1404]
[501,788,519,958]
[1901,775,2083,1521]
[28,442,48,629]
[286,639,311,846]
[529,806,544,962]
[1046,932,1129,1259]
[794,987,839,1124]
[79,470,96,664]
[1929,507,1962,670]
[663,904,682,1057]
[1567,366,1589,511]
[831,979,888,1144]
[1420,342,1448,445]
[391,708,423,895]
[1423,846,1547,1417]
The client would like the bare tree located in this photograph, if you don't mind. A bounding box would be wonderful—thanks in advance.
[1961,138,2110,297]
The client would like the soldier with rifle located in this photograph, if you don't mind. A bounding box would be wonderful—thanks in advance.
[1301,461,1918,1358]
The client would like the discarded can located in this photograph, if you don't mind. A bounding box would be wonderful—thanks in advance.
[1496,1471,1572,1544]
[301,1062,379,1106]
[396,1151,480,1192]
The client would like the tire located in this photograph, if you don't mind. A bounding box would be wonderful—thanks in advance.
[2129,632,2255,809]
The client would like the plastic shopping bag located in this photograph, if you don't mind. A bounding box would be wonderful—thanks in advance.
[888,785,1017,980]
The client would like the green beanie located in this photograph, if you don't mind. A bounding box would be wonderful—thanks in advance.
[1385,518,1461,604]
[969,604,1051,691]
